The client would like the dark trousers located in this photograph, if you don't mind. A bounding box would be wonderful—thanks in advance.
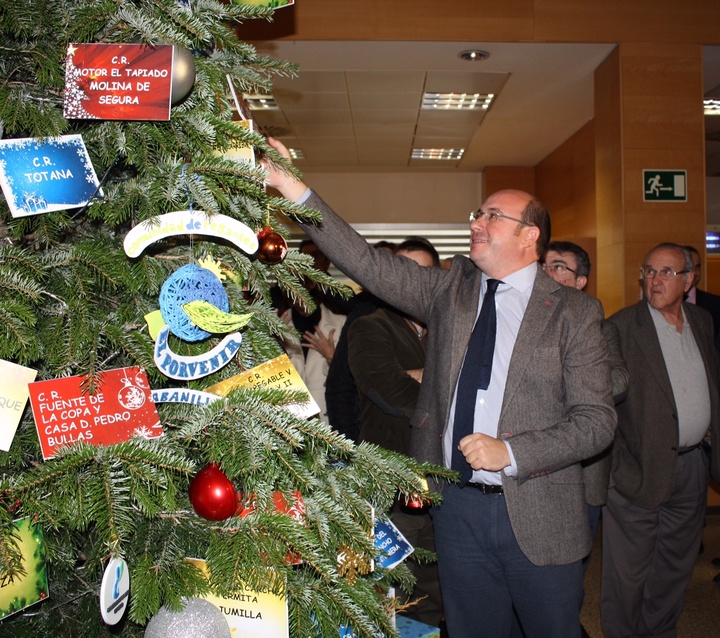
[601,448,708,638]
[432,483,584,638]
[392,506,444,627]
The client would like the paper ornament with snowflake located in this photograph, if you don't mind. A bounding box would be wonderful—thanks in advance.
[28,366,162,459]
[63,43,172,121]
[0,135,101,218]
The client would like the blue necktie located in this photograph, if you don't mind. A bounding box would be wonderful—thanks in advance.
[451,279,501,483]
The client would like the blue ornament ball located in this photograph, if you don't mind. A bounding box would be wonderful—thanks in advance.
[159,264,229,342]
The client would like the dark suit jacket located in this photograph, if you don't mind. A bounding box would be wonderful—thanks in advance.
[582,319,629,506]
[348,308,425,455]
[301,191,617,566]
[696,288,720,351]
[325,291,381,441]
[609,301,720,509]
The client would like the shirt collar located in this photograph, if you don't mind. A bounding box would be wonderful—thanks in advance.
[483,261,537,293]
[647,302,688,334]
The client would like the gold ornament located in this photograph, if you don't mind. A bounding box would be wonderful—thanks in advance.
[337,544,372,585]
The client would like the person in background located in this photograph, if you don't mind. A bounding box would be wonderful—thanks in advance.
[683,244,720,583]
[601,243,720,637]
[684,244,720,350]
[542,240,629,638]
[263,136,616,638]
[347,238,443,627]
[325,241,395,441]
[542,241,629,539]
[277,240,346,425]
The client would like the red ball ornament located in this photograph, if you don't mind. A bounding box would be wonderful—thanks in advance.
[402,493,428,510]
[188,463,237,521]
[256,228,288,265]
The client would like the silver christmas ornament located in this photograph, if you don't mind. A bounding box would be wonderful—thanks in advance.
[145,597,231,638]
[171,46,196,104]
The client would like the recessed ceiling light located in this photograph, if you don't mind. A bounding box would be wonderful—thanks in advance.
[705,98,720,115]
[422,92,495,110]
[288,148,305,160]
[243,94,279,110]
[458,49,490,62]
[411,148,465,160]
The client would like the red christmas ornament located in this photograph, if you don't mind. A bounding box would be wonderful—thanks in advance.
[188,463,237,520]
[256,227,288,265]
[402,493,428,510]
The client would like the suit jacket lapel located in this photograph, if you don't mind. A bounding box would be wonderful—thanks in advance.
[448,263,484,376]
[502,268,559,409]
[632,302,676,408]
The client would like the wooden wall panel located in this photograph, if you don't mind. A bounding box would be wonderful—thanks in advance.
[535,121,596,239]
[595,44,705,311]
[706,256,720,296]
[482,166,536,199]
[619,44,706,306]
[535,0,720,44]
[237,0,720,45]
[237,0,536,42]
[595,48,625,316]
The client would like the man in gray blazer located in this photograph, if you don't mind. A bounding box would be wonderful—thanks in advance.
[542,241,629,538]
[264,138,616,638]
[602,243,720,637]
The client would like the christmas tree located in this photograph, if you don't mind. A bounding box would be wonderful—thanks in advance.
[0,2,449,636]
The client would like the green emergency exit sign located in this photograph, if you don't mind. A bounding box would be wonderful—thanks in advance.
[643,170,687,202]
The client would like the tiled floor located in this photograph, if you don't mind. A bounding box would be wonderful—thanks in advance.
[581,513,720,637]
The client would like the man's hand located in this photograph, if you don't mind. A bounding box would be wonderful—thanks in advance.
[262,137,308,203]
[406,368,423,383]
[458,433,510,472]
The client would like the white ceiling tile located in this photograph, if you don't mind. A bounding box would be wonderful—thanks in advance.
[352,109,419,125]
[346,70,426,93]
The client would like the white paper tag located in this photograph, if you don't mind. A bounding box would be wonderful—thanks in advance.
[100,556,130,625]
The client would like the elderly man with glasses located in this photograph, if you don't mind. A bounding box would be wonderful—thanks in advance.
[602,243,720,638]
[263,137,617,638]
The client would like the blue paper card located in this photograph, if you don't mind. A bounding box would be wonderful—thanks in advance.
[0,135,101,217]
[374,518,414,570]
[395,616,440,638]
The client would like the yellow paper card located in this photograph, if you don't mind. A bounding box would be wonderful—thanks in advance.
[204,354,320,418]
[186,558,289,638]
[0,359,37,451]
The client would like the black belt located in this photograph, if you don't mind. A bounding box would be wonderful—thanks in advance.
[677,444,700,456]
[465,482,503,494]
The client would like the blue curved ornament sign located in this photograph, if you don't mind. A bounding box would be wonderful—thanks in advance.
[154,326,242,381]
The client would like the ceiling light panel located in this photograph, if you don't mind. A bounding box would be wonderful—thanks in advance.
[411,148,465,160]
[422,92,494,110]
[705,99,720,115]
[243,94,279,110]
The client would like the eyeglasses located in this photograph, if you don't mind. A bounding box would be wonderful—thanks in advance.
[543,263,576,276]
[640,266,689,281]
[469,208,531,226]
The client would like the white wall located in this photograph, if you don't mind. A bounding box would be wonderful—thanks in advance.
[299,171,484,224]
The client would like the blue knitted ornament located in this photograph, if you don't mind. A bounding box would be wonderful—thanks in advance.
[159,264,229,342]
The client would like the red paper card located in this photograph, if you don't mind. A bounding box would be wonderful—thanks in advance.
[237,491,305,521]
[29,367,162,459]
[64,43,172,121]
